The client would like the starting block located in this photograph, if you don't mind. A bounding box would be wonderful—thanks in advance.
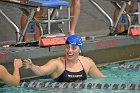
[129,26,140,36]
[39,34,67,47]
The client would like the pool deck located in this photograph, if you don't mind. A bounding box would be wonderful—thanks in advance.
[0,0,113,42]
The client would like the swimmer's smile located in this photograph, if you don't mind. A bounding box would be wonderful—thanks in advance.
[67,52,75,58]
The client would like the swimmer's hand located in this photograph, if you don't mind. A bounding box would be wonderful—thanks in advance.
[23,58,33,69]
[14,59,23,69]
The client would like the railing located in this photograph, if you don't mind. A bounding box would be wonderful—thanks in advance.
[89,0,140,36]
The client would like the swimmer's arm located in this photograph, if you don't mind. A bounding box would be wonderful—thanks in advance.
[24,59,57,76]
[0,65,20,86]
[88,59,107,78]
[0,59,22,86]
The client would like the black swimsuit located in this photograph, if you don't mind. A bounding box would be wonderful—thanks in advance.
[54,59,87,82]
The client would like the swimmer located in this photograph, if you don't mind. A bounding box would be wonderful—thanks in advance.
[23,35,107,82]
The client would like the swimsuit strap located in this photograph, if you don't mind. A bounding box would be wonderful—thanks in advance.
[65,59,66,70]
[78,59,85,70]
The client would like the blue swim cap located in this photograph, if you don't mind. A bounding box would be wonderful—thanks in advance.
[66,35,82,49]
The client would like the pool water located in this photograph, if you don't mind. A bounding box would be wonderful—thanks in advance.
[1,59,140,93]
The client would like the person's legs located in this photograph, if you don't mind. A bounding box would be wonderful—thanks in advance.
[21,13,29,41]
[70,0,80,35]
[113,2,135,33]
[33,8,44,40]
[124,2,134,31]
[20,8,44,41]
[114,9,122,32]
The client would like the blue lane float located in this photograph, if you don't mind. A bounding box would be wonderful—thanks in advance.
[20,81,140,90]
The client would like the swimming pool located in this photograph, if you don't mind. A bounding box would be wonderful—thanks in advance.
[1,59,140,93]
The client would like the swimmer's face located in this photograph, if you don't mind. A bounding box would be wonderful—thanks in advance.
[65,44,80,61]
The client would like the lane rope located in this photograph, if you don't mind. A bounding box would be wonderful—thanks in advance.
[20,81,140,90]
[112,64,140,69]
